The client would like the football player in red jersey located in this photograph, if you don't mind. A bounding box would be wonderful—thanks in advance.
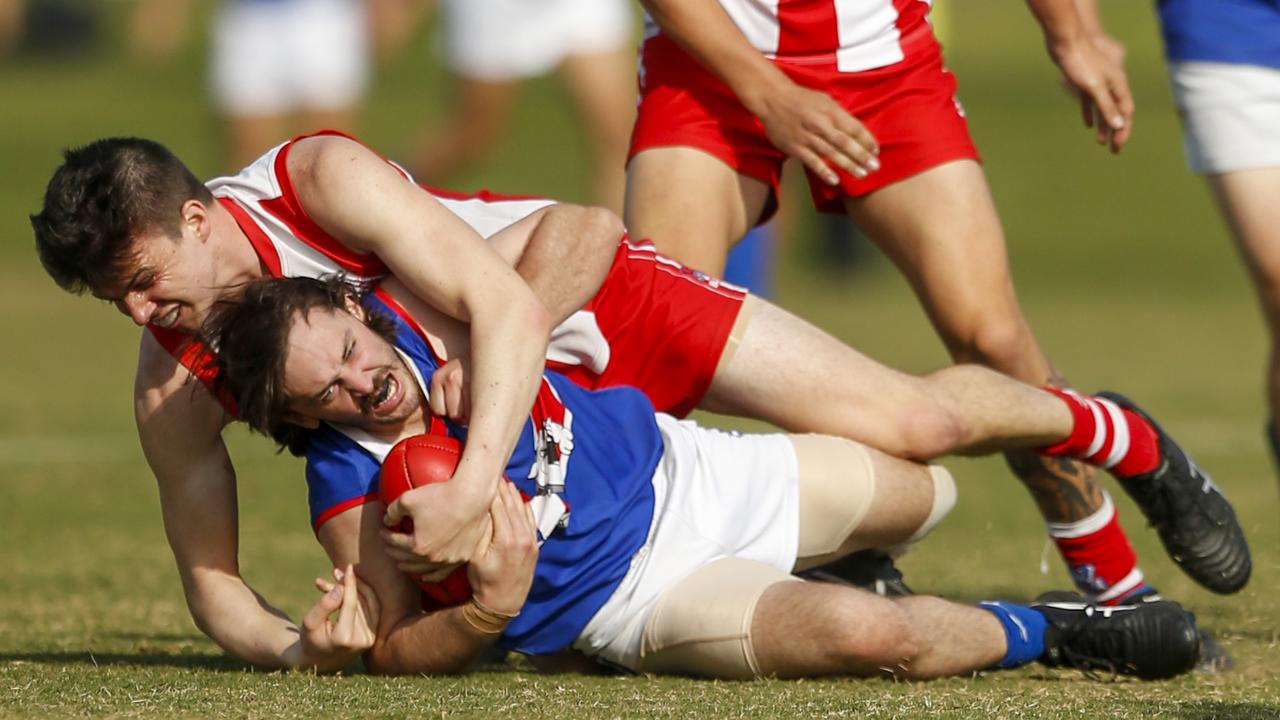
[622,0,1244,604]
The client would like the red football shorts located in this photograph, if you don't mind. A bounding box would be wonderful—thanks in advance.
[548,238,746,418]
[630,34,981,220]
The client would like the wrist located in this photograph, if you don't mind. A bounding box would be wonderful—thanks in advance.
[461,597,518,635]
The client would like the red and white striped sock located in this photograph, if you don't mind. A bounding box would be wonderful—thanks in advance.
[1047,491,1149,604]
[1039,387,1161,478]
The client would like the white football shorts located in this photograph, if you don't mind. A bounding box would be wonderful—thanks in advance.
[440,0,633,81]
[1170,60,1280,174]
[572,414,800,670]
[211,0,369,116]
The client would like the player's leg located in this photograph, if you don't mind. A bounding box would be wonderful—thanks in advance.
[556,44,635,213]
[704,296,1076,460]
[625,148,770,276]
[1205,167,1280,466]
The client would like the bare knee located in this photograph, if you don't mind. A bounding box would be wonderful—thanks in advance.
[886,392,969,459]
[946,315,1041,377]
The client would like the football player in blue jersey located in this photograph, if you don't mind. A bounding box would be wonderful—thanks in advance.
[203,274,1203,680]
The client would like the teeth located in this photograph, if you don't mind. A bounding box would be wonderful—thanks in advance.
[153,307,179,328]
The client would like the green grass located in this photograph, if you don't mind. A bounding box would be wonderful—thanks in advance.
[2,2,1278,717]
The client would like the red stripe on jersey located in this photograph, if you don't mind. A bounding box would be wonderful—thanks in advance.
[262,138,388,277]
[421,185,551,204]
[777,0,840,64]
[893,0,933,54]
[147,326,239,416]
[218,197,283,277]
[313,492,378,533]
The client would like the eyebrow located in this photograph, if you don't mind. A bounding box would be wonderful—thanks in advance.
[308,328,355,403]
[91,268,147,302]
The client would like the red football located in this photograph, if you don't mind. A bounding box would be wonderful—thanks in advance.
[380,434,473,609]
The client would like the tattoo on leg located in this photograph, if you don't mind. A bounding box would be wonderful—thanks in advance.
[1005,449,1104,523]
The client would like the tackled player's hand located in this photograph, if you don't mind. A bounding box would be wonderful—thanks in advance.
[298,564,381,672]
[382,468,494,581]
[468,481,538,618]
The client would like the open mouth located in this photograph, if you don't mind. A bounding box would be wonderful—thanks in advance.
[367,372,401,415]
[152,306,180,329]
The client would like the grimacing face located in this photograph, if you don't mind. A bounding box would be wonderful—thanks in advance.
[92,201,249,334]
[281,305,423,431]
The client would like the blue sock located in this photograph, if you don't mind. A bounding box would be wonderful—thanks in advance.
[978,600,1048,669]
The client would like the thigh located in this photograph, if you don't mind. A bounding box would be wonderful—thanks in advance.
[638,557,797,679]
[790,434,938,571]
[625,147,770,276]
[702,296,945,456]
[844,159,1051,380]
[1208,167,1280,306]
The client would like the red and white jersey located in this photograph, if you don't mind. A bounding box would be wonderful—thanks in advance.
[645,0,937,72]
[149,130,561,413]
[205,130,556,282]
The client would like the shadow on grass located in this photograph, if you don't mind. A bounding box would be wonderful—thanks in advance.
[1175,700,1280,719]
[0,651,246,671]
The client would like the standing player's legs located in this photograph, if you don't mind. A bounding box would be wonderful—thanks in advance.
[556,46,635,213]
[841,160,1151,600]
[1206,167,1280,464]
[624,147,772,275]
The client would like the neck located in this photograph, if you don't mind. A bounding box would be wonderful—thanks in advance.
[209,200,269,282]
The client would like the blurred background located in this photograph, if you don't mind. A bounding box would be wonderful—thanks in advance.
[0,0,1276,712]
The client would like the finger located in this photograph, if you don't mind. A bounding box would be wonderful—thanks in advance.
[428,373,449,418]
[380,527,416,552]
[504,482,528,538]
[794,146,840,186]
[303,582,343,633]
[444,369,465,420]
[314,577,336,594]
[1084,82,1122,138]
[355,578,382,631]
[383,498,406,527]
[333,564,360,641]
[830,115,881,162]
[1079,92,1095,129]
[419,562,462,583]
[383,544,423,564]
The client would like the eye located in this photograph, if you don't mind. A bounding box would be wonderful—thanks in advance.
[319,384,337,405]
[343,339,354,362]
[132,273,156,292]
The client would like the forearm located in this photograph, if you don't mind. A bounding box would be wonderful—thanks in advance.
[641,0,794,116]
[512,205,621,325]
[183,570,314,670]
[367,605,500,675]
[457,294,550,489]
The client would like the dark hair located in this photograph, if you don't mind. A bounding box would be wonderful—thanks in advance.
[204,275,396,456]
[31,137,214,295]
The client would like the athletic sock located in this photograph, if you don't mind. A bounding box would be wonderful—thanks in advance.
[1039,387,1160,477]
[978,600,1048,669]
[1046,491,1150,604]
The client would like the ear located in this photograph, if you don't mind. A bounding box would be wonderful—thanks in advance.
[283,409,321,430]
[180,199,211,243]
[342,292,366,321]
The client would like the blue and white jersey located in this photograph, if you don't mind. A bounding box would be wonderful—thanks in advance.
[1157,0,1280,69]
[304,291,663,655]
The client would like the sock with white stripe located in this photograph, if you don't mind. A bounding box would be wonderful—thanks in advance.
[978,600,1048,669]
[1039,387,1160,478]
[1046,491,1151,604]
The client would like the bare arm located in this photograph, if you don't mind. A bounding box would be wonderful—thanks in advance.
[1024,0,1133,151]
[487,203,623,326]
[288,136,549,576]
[641,0,880,184]
[136,333,370,671]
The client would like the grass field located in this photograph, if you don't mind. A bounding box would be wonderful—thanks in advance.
[2,2,1278,718]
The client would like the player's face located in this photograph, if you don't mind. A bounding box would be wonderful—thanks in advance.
[93,203,234,333]
[282,306,422,431]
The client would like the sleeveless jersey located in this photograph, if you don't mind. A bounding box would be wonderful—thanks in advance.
[305,292,663,656]
[645,0,937,73]
[149,129,567,412]
[1157,0,1280,69]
